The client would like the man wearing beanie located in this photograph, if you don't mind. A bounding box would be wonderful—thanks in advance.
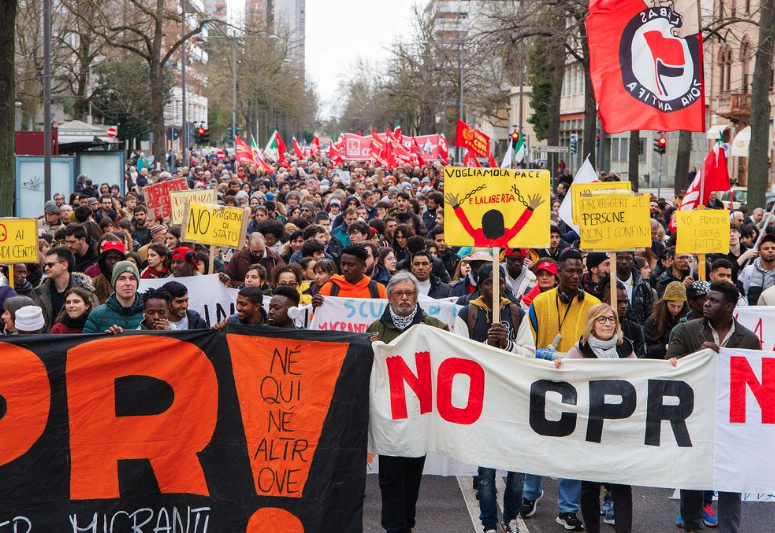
[582,251,611,300]
[83,261,144,333]
[14,306,46,334]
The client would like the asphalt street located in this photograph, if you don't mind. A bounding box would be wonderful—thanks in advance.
[363,475,775,532]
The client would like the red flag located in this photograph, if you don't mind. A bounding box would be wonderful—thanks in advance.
[463,150,481,168]
[438,133,449,164]
[680,142,730,210]
[310,136,321,156]
[586,0,705,133]
[276,132,289,167]
[328,139,344,165]
[455,120,490,158]
[293,137,304,159]
[234,136,254,165]
[370,137,387,166]
[394,125,403,144]
[411,137,426,167]
[488,154,497,168]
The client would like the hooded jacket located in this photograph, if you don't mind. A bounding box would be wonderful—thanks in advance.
[32,272,98,332]
[740,258,775,305]
[73,237,99,273]
[92,247,126,304]
[318,274,388,299]
[624,270,655,325]
[83,293,145,333]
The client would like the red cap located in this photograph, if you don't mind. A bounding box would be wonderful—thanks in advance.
[171,247,198,263]
[504,248,527,258]
[535,261,558,275]
[369,227,378,237]
[101,240,126,256]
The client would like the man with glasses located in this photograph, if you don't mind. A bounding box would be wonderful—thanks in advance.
[300,202,316,222]
[32,246,98,331]
[226,232,285,287]
[367,271,448,533]
[656,247,694,298]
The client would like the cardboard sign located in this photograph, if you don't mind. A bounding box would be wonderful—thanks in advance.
[0,218,38,263]
[571,181,632,224]
[144,178,188,219]
[0,328,372,531]
[443,167,551,248]
[676,209,731,254]
[577,192,651,250]
[182,202,250,248]
[169,189,217,225]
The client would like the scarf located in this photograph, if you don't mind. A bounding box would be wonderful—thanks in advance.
[588,334,620,359]
[389,305,419,331]
[143,265,170,279]
[61,310,91,331]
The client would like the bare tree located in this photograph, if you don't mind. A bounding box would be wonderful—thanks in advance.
[0,0,17,216]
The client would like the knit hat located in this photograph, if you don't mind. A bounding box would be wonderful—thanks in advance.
[687,280,711,300]
[44,200,61,215]
[662,281,687,302]
[477,263,507,286]
[14,306,45,333]
[111,260,140,287]
[150,224,168,236]
[586,251,611,270]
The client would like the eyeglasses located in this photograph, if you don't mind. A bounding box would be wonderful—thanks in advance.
[392,290,417,298]
[595,316,616,325]
[44,261,63,269]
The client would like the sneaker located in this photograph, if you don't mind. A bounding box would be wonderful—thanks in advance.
[520,490,543,518]
[703,504,719,527]
[502,519,520,533]
[603,503,615,526]
[486,530,497,533]
[556,513,584,531]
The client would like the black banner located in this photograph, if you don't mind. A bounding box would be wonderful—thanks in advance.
[0,326,372,532]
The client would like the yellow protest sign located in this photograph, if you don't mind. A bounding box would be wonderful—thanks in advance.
[577,192,651,251]
[676,210,730,254]
[170,189,217,225]
[571,181,631,224]
[181,203,250,248]
[0,218,38,264]
[443,167,550,248]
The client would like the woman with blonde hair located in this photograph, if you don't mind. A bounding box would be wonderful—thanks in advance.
[557,303,634,533]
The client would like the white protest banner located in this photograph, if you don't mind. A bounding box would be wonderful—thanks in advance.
[734,306,773,350]
[310,295,462,333]
[369,326,775,492]
[139,274,238,327]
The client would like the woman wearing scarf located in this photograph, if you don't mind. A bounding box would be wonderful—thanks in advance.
[50,287,93,334]
[366,271,448,533]
[557,303,635,533]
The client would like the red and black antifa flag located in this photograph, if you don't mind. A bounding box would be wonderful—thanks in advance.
[0,327,372,532]
[586,0,705,133]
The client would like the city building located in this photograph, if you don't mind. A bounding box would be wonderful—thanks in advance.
[274,0,306,73]
[245,0,275,32]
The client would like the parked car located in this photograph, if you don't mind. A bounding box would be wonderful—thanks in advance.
[720,187,747,209]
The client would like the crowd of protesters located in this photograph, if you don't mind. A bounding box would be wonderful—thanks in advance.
[1,147,771,533]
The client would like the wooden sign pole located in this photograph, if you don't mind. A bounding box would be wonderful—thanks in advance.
[209,245,216,275]
[698,204,706,281]
[609,252,617,315]
[492,248,500,324]
[7,267,13,289]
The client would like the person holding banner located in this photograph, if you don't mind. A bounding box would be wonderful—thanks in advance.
[556,303,634,533]
[367,271,448,533]
[525,249,599,531]
[666,281,760,533]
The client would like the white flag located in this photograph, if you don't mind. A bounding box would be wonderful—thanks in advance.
[500,138,513,168]
[559,155,597,233]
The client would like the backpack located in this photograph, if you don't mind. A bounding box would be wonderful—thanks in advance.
[329,279,381,299]
[466,303,524,340]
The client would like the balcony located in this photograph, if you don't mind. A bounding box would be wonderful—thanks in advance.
[715,92,751,122]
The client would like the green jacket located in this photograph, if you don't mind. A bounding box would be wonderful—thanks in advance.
[367,305,448,344]
[83,293,144,333]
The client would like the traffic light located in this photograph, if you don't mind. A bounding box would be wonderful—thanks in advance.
[510,131,520,144]
[595,131,601,148]
[654,135,667,154]
[196,127,205,143]
[570,134,578,155]
[201,128,209,144]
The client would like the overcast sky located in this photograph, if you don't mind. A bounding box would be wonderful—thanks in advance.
[229,0,421,120]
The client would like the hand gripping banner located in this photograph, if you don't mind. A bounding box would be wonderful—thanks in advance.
[0,328,372,532]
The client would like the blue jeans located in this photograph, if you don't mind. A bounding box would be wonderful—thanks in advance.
[478,467,524,531]
[523,474,581,514]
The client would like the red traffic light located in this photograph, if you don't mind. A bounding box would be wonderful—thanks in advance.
[658,137,667,146]
[197,127,206,136]
[510,131,520,141]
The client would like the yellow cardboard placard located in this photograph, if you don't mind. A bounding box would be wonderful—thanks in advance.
[443,167,551,248]
[181,203,250,248]
[170,189,217,225]
[0,218,39,264]
[676,210,730,254]
[571,181,631,224]
[577,192,651,251]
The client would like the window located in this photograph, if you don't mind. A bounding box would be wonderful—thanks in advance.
[718,45,732,93]
[741,39,751,93]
